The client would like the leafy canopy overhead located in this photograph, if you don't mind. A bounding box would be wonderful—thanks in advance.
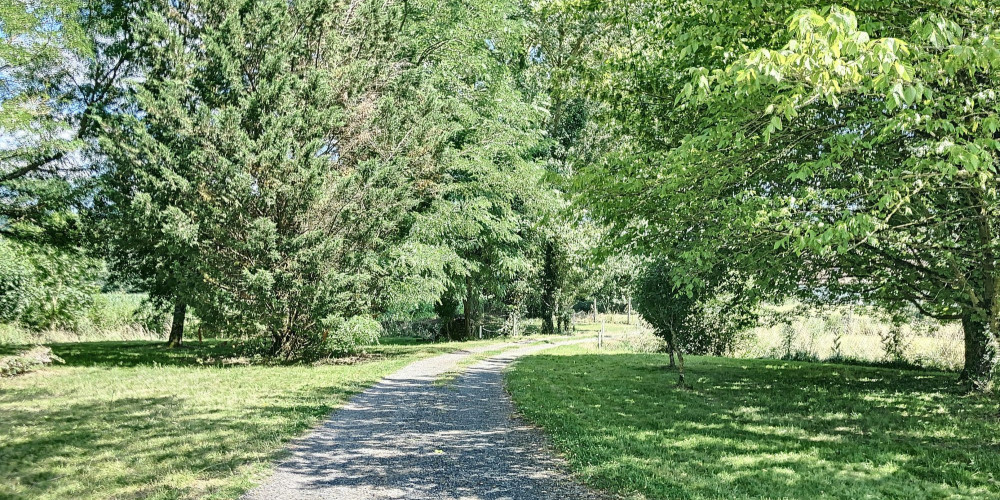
[574,0,1000,385]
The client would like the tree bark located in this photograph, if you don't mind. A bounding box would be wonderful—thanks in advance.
[665,328,676,368]
[676,350,686,386]
[464,276,472,340]
[167,300,186,347]
[554,293,563,334]
[960,315,996,392]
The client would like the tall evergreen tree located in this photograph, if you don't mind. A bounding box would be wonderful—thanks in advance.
[98,0,459,352]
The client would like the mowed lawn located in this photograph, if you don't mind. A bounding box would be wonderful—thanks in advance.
[0,337,509,499]
[507,345,1000,499]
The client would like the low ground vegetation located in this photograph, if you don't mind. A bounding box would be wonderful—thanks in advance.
[508,344,1000,500]
[0,335,555,499]
[0,346,63,377]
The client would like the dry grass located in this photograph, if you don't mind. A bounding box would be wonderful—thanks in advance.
[736,305,964,371]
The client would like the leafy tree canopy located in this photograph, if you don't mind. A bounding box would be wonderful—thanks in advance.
[574,0,1000,389]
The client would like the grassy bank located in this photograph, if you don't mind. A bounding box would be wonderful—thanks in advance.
[0,336,520,499]
[507,344,1000,500]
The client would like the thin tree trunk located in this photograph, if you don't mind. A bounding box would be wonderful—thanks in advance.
[592,300,597,322]
[554,294,563,334]
[666,328,676,368]
[676,350,686,386]
[167,299,186,347]
[464,276,473,340]
[960,314,996,392]
[627,298,632,325]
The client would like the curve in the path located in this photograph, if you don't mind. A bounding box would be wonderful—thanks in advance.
[243,339,602,500]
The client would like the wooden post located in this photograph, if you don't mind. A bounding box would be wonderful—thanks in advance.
[599,317,605,348]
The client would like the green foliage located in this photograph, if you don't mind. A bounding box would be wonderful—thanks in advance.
[0,0,125,244]
[0,0,88,183]
[0,241,33,321]
[18,244,103,330]
[633,260,696,351]
[572,0,1000,389]
[584,251,644,313]
[633,260,753,356]
[322,316,383,356]
[97,0,467,354]
[0,239,103,330]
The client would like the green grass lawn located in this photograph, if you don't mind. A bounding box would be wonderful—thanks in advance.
[0,336,518,499]
[506,344,1000,500]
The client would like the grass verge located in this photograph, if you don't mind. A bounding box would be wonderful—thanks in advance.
[0,336,517,499]
[506,344,1000,500]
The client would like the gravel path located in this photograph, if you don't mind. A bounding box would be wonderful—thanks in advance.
[244,339,602,500]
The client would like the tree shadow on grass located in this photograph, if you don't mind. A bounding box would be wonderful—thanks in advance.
[509,353,1000,499]
[0,344,23,356]
[45,340,240,368]
[0,380,374,499]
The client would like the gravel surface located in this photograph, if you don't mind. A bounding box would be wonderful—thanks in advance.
[243,339,603,500]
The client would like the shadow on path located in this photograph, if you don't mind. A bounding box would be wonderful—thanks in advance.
[244,341,601,500]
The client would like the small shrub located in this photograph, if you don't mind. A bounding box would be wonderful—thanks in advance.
[781,323,796,359]
[323,316,383,356]
[830,323,845,361]
[879,326,911,363]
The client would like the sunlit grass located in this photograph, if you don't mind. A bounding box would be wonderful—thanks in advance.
[507,344,1000,499]
[0,337,522,499]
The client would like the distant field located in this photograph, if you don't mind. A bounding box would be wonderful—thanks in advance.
[507,344,1000,500]
[583,310,965,371]
[738,309,964,371]
[0,293,161,345]
[0,336,550,499]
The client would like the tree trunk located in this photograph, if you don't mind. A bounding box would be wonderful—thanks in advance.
[464,276,473,340]
[167,299,186,347]
[665,328,676,368]
[627,298,632,325]
[960,315,996,392]
[554,293,563,334]
[592,300,597,322]
[542,309,554,334]
[676,350,686,386]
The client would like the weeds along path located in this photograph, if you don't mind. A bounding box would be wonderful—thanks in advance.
[243,338,602,500]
